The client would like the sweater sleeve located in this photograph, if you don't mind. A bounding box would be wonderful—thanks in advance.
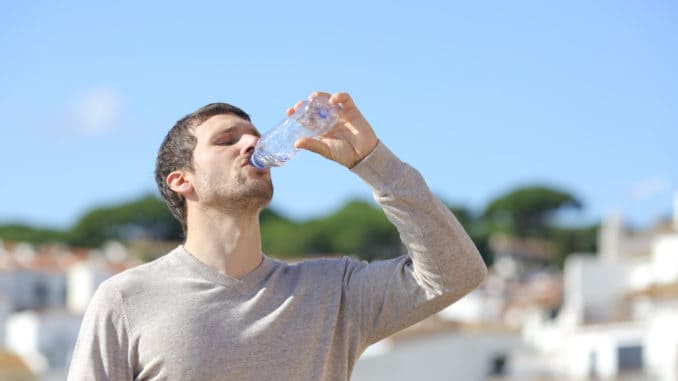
[67,279,135,381]
[345,142,487,348]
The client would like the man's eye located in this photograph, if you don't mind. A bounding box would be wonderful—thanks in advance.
[218,138,238,145]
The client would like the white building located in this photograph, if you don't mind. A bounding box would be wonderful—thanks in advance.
[0,243,81,312]
[509,202,678,381]
[5,309,82,376]
[353,320,521,381]
[0,292,9,346]
[67,241,139,314]
[0,240,140,379]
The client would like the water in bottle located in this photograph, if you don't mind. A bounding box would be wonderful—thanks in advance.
[250,95,339,169]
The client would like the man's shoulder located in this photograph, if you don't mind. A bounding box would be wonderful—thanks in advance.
[275,255,364,279]
[96,250,176,300]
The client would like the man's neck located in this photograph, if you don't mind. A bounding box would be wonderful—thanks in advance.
[183,208,263,280]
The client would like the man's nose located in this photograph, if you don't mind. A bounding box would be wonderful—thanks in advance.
[240,133,258,155]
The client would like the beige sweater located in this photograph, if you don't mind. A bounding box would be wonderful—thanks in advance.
[67,142,487,381]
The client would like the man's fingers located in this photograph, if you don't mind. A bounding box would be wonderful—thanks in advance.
[295,137,330,159]
[329,92,356,110]
[287,100,305,116]
[291,91,357,120]
[309,91,356,112]
[311,91,332,100]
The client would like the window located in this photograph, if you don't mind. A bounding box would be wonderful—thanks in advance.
[488,354,507,376]
[617,345,643,371]
[34,282,48,307]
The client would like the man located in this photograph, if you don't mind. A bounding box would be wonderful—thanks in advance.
[68,91,487,380]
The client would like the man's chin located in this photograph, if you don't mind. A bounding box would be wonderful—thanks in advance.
[244,181,274,209]
[206,175,274,212]
[252,190,273,208]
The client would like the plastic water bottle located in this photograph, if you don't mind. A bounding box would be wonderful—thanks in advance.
[250,95,339,169]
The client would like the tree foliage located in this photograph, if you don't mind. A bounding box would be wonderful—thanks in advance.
[0,184,599,269]
[550,224,598,268]
[481,185,583,238]
[0,195,182,248]
[68,194,183,247]
[0,224,69,245]
[262,200,401,261]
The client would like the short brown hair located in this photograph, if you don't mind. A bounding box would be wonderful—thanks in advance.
[155,103,251,236]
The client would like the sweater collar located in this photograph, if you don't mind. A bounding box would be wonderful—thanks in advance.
[170,245,275,294]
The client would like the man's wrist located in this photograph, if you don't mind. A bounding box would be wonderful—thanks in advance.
[350,141,406,190]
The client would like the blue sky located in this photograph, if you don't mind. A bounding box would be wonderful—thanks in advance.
[1,1,676,230]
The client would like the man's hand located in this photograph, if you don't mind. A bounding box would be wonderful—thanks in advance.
[291,91,378,168]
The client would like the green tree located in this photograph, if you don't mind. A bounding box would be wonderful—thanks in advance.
[551,224,598,268]
[308,200,401,261]
[261,199,401,261]
[446,204,494,266]
[0,224,69,244]
[260,208,309,257]
[69,194,182,247]
[479,185,598,268]
[481,185,583,238]
[0,185,598,270]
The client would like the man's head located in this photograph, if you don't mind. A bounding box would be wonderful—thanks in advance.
[155,103,272,236]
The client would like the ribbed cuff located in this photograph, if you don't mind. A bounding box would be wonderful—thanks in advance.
[350,141,406,192]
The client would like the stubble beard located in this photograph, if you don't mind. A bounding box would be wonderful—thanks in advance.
[204,171,274,214]
[233,171,274,211]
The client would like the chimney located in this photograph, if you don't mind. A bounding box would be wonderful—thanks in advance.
[599,212,623,261]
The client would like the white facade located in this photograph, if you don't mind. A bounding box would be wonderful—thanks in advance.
[562,254,635,323]
[513,216,678,381]
[66,259,113,314]
[6,309,82,375]
[651,235,678,285]
[563,323,646,380]
[5,311,48,375]
[0,293,9,345]
[4,271,67,311]
[352,330,520,381]
[642,232,678,381]
[0,243,71,312]
[513,322,647,380]
[438,288,503,323]
[0,241,138,378]
[646,305,678,381]
[516,312,647,380]
[67,242,135,314]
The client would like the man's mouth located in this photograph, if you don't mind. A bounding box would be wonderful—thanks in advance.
[242,156,267,172]
[241,156,253,168]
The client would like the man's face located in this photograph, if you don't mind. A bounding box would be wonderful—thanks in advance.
[188,113,273,212]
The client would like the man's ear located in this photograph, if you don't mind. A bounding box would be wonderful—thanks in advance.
[167,170,192,196]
